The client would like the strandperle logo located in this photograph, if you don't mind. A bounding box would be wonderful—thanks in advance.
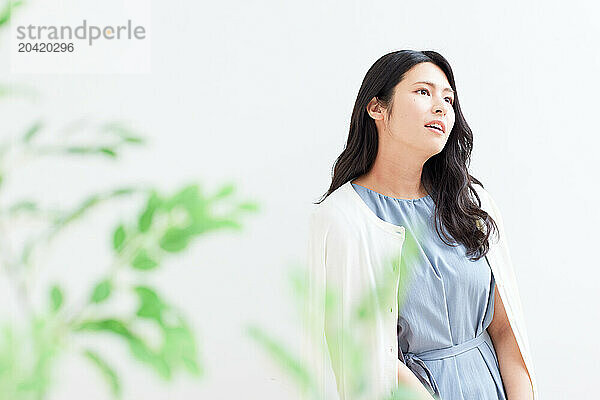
[16,19,147,46]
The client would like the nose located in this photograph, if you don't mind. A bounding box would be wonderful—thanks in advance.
[434,102,448,116]
[433,97,451,116]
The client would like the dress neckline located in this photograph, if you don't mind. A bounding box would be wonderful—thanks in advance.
[338,181,406,238]
[351,182,431,202]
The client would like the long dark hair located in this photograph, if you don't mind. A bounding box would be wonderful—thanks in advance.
[315,49,498,261]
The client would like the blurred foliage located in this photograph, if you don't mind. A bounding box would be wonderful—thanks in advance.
[0,116,259,398]
[0,117,259,398]
[0,0,23,29]
[0,3,259,399]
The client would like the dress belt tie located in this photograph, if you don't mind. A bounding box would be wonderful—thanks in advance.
[401,330,491,397]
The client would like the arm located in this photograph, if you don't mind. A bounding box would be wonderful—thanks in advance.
[487,285,534,400]
[397,360,437,400]
[474,183,537,398]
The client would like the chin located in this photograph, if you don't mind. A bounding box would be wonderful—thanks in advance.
[425,142,446,156]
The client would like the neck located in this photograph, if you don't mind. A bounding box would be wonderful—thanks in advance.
[353,140,429,199]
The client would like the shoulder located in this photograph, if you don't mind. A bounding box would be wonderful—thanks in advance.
[309,187,360,240]
[309,201,353,235]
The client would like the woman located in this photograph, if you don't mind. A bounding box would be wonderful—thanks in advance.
[303,50,538,400]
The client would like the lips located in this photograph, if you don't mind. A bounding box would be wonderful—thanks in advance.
[425,125,444,135]
[424,120,446,133]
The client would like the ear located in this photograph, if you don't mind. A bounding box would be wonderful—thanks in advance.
[366,97,386,121]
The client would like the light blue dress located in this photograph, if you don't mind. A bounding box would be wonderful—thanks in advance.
[351,183,507,400]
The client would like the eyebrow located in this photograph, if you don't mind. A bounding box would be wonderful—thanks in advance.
[413,81,455,95]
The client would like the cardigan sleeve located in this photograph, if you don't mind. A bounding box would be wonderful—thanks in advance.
[484,189,531,342]
[301,208,330,400]
[301,206,368,400]
[478,186,539,399]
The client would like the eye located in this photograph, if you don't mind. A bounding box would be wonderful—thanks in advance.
[417,88,454,106]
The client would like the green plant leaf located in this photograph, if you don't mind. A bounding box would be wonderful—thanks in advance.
[22,120,43,143]
[8,200,38,214]
[138,192,160,233]
[214,183,235,199]
[133,288,202,377]
[74,319,171,379]
[54,188,138,230]
[237,201,260,212]
[134,286,165,322]
[245,324,312,391]
[111,187,138,196]
[100,147,117,158]
[113,224,126,252]
[65,146,95,154]
[15,317,62,396]
[127,336,171,379]
[83,349,122,398]
[101,122,139,138]
[158,227,189,253]
[55,194,100,226]
[131,249,159,270]
[100,123,146,145]
[50,285,63,312]
[90,280,112,303]
[162,323,201,376]
[0,325,19,396]
[0,0,23,28]
[208,218,242,231]
[123,136,144,144]
[165,185,203,212]
[64,146,117,158]
[74,319,132,338]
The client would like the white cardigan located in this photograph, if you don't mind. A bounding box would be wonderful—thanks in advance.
[302,181,538,400]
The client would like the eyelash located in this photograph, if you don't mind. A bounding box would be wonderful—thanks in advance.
[417,88,454,105]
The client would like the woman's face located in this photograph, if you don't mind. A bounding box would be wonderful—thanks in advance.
[375,62,456,157]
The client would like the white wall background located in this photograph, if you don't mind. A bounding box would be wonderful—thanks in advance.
[1,0,599,399]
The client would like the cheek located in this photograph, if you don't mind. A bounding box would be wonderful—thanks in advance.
[401,97,428,117]
[410,95,426,107]
[389,101,427,132]
[448,112,456,129]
